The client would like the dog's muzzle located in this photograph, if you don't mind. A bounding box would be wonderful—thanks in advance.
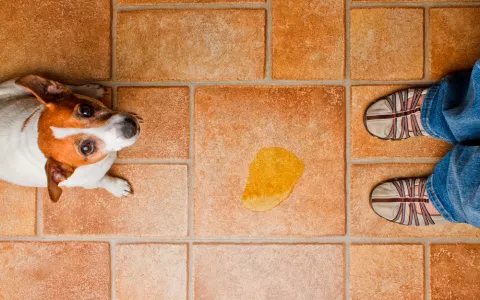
[122,117,139,139]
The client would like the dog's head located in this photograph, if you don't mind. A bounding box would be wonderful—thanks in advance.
[16,75,141,201]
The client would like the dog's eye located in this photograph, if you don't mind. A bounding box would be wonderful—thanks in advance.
[78,104,94,118]
[80,140,95,156]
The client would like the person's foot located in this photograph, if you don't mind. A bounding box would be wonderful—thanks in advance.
[370,178,447,226]
[364,87,430,140]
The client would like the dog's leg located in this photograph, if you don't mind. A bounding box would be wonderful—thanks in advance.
[97,175,133,198]
[66,83,106,100]
[0,79,31,100]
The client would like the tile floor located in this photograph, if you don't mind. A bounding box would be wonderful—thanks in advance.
[0,0,479,299]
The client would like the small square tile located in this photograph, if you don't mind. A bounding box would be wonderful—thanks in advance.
[0,181,36,236]
[351,164,480,237]
[119,0,264,4]
[351,85,452,159]
[0,242,110,299]
[272,0,345,80]
[195,86,345,237]
[430,244,480,300]
[0,0,111,81]
[116,244,187,300]
[43,164,188,236]
[350,8,424,80]
[429,8,480,80]
[116,10,265,81]
[193,244,344,300]
[117,87,190,159]
[350,244,424,300]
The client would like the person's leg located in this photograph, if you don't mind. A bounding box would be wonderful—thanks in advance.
[421,59,480,144]
[427,145,480,228]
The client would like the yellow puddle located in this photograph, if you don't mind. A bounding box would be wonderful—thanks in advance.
[242,147,305,212]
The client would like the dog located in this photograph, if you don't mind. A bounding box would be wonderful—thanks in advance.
[0,75,141,202]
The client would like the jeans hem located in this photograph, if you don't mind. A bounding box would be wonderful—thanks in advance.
[426,175,458,223]
[421,85,445,141]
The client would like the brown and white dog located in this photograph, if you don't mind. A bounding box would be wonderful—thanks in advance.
[0,75,141,202]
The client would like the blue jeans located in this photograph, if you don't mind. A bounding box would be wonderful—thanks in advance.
[422,59,480,228]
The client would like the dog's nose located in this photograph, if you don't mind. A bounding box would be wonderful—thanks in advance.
[122,117,138,139]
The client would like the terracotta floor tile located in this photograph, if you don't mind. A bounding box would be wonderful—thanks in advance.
[272,0,345,80]
[0,0,110,81]
[350,8,424,80]
[430,244,480,300]
[119,0,263,4]
[116,10,265,81]
[0,181,36,236]
[0,242,109,299]
[354,0,477,1]
[350,244,424,300]
[429,8,480,80]
[117,87,190,159]
[351,85,452,159]
[116,244,187,300]
[195,86,345,237]
[350,164,480,237]
[43,165,188,236]
[193,244,344,300]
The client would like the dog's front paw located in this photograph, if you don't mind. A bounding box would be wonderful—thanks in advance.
[68,83,106,100]
[82,84,106,99]
[104,177,132,198]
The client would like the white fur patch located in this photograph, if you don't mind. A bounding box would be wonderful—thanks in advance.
[50,115,138,151]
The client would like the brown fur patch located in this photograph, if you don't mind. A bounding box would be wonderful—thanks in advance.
[21,107,41,132]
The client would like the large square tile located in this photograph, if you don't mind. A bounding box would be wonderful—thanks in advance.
[43,164,188,236]
[193,244,344,300]
[195,86,345,237]
[350,8,424,80]
[272,0,345,80]
[350,244,424,300]
[350,164,480,237]
[116,244,187,300]
[116,10,265,81]
[117,87,190,159]
[429,8,480,80]
[430,244,480,300]
[0,0,111,81]
[0,242,110,299]
[0,181,36,236]
[351,85,452,159]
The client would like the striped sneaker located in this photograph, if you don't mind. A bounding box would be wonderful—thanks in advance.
[365,87,430,140]
[370,178,447,226]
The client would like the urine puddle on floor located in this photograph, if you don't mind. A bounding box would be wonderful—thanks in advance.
[242,147,305,212]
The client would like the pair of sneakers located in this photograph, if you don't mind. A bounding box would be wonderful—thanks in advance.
[364,87,446,226]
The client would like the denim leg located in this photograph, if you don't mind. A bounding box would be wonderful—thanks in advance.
[421,59,480,144]
[427,145,480,228]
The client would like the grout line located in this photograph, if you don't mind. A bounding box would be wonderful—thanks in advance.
[117,3,267,11]
[110,241,117,300]
[188,242,193,300]
[188,85,195,239]
[350,2,480,8]
[97,79,439,87]
[424,5,430,80]
[265,0,272,80]
[351,157,441,164]
[3,236,479,243]
[36,188,43,237]
[425,242,431,300]
[345,0,352,298]
[111,0,118,82]
[115,158,189,165]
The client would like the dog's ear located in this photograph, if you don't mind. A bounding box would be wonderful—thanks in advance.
[15,75,71,105]
[45,157,76,202]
